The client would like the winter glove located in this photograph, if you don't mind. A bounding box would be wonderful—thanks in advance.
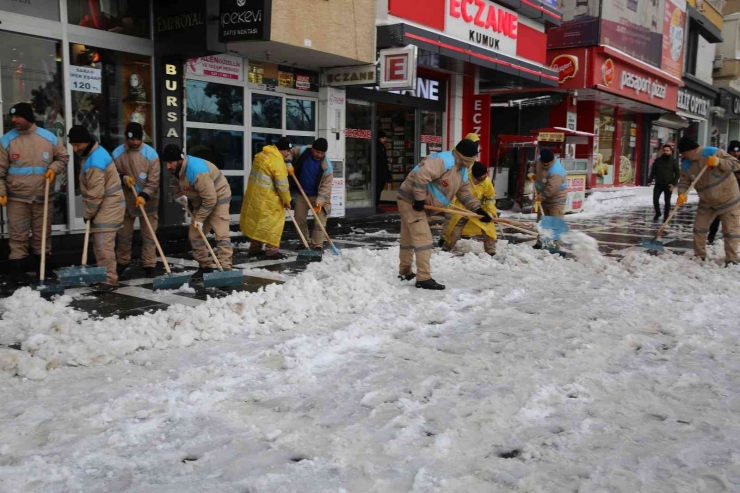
[412,200,426,212]
[706,156,719,168]
[123,175,135,188]
[44,169,55,182]
[677,194,688,206]
[175,195,189,208]
[313,203,323,215]
[527,173,536,181]
[0,196,6,206]
[193,221,204,230]
[135,196,146,208]
[475,208,493,223]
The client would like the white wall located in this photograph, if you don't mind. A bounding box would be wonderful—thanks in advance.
[696,34,717,84]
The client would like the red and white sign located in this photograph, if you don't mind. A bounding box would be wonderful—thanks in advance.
[462,94,491,166]
[550,54,579,84]
[594,51,678,111]
[602,58,614,87]
[379,45,418,90]
[565,175,586,213]
[447,0,518,57]
[187,54,243,81]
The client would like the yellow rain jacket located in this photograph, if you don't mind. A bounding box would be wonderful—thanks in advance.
[444,175,498,241]
[240,145,292,246]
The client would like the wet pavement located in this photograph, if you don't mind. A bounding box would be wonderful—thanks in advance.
[0,203,709,319]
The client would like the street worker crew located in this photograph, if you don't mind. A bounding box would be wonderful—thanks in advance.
[677,136,740,266]
[528,148,567,249]
[68,125,125,292]
[649,144,680,222]
[0,102,69,283]
[113,122,160,279]
[241,137,292,260]
[397,138,493,291]
[708,140,740,244]
[440,161,498,256]
[287,137,333,252]
[162,144,233,277]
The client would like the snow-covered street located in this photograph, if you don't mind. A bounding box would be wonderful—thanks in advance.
[1,192,740,493]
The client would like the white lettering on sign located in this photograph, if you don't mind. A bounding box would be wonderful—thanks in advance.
[447,0,518,57]
[472,99,483,134]
[677,90,709,117]
[70,66,102,94]
[620,71,666,100]
[385,78,440,101]
[187,54,243,81]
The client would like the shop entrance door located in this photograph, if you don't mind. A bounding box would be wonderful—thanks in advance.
[377,104,416,202]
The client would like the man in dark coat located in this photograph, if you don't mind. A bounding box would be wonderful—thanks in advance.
[375,131,390,213]
[648,144,680,222]
[708,141,740,243]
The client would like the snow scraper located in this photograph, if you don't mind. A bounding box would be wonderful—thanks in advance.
[33,178,64,299]
[123,181,192,290]
[424,205,538,238]
[290,211,322,263]
[56,220,107,286]
[194,224,244,289]
[538,216,570,256]
[643,164,708,253]
[289,170,341,256]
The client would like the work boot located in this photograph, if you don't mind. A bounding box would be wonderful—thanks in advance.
[190,266,215,280]
[10,259,26,285]
[266,252,288,260]
[312,246,324,254]
[398,272,416,281]
[143,267,156,278]
[247,250,265,258]
[726,261,738,268]
[116,263,129,277]
[32,254,52,280]
[708,232,716,245]
[653,213,661,221]
[415,279,445,290]
[532,241,543,250]
[91,282,117,293]
[437,237,445,248]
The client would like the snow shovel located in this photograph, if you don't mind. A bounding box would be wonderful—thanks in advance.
[33,177,64,299]
[643,165,709,253]
[194,224,243,289]
[290,210,322,263]
[425,205,538,237]
[56,220,107,286]
[125,181,191,290]
[537,215,570,256]
[288,169,340,256]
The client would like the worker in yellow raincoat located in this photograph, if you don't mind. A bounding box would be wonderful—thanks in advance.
[440,161,498,255]
[240,137,293,259]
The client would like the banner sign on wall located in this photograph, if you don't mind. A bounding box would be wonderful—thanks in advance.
[446,0,519,57]
[187,54,244,81]
[462,94,492,166]
[219,0,272,42]
[600,0,665,68]
[70,66,102,94]
[661,0,686,80]
[547,0,600,49]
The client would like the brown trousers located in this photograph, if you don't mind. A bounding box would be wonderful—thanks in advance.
[91,231,118,285]
[398,199,434,281]
[693,205,740,262]
[444,218,496,254]
[536,201,565,221]
[294,195,327,248]
[116,212,159,268]
[189,202,233,269]
[7,200,51,260]
[248,240,280,256]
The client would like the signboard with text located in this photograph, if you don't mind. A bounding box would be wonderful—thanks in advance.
[379,46,418,90]
[462,94,491,166]
[187,54,244,81]
[661,0,686,80]
[219,0,271,42]
[70,66,102,94]
[565,174,586,213]
[446,0,519,57]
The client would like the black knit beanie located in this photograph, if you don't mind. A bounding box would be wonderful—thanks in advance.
[539,148,555,163]
[678,136,699,153]
[10,102,34,124]
[456,139,479,158]
[276,137,292,151]
[125,122,144,140]
[312,138,328,152]
[471,161,488,179]
[161,144,185,162]
[67,125,94,144]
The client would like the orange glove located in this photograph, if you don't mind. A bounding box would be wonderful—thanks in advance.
[135,196,146,208]
[677,194,688,206]
[123,175,135,188]
[313,203,323,215]
[706,156,719,168]
[44,169,55,182]
[0,196,7,206]
[527,173,536,181]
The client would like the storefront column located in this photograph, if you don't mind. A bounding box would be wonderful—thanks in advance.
[448,73,464,145]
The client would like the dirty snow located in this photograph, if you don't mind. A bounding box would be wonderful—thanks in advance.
[1,230,740,492]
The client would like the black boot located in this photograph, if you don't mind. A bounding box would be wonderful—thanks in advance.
[532,241,543,250]
[34,254,53,280]
[653,213,661,221]
[10,259,26,285]
[398,272,416,281]
[415,278,446,290]
[116,263,129,277]
[143,267,156,278]
[708,232,716,245]
[190,266,214,280]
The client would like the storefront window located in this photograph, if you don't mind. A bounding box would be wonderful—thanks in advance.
[186,128,243,170]
[0,0,60,21]
[67,0,151,38]
[420,110,443,158]
[649,126,677,168]
[616,113,637,185]
[1,32,66,225]
[594,107,616,185]
[70,43,152,219]
[252,93,282,129]
[226,176,243,215]
[345,100,373,208]
[186,80,243,125]
[378,104,416,189]
[286,99,315,132]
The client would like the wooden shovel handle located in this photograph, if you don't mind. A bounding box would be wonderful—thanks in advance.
[82,220,90,266]
[126,181,171,274]
[40,178,50,281]
[196,223,223,271]
[288,169,337,249]
[654,164,709,240]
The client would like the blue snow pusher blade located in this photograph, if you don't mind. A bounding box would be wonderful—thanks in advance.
[203,269,244,289]
[56,266,108,286]
[642,237,665,253]
[152,273,193,290]
[540,216,569,241]
[34,282,65,299]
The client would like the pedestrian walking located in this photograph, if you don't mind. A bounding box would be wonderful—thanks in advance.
[375,130,390,213]
[0,102,69,284]
[676,136,740,265]
[68,125,125,292]
[240,137,293,260]
[162,144,233,278]
[648,144,680,222]
[397,138,492,290]
[528,148,567,249]
[708,140,740,244]
[287,138,333,252]
[112,122,160,278]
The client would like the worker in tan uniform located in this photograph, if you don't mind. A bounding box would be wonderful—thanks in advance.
[68,125,125,292]
[397,138,492,290]
[162,144,233,278]
[676,136,740,266]
[113,122,160,278]
[528,149,568,249]
[0,102,69,284]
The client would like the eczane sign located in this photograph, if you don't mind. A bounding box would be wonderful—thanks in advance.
[447,0,518,57]
[379,45,418,90]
